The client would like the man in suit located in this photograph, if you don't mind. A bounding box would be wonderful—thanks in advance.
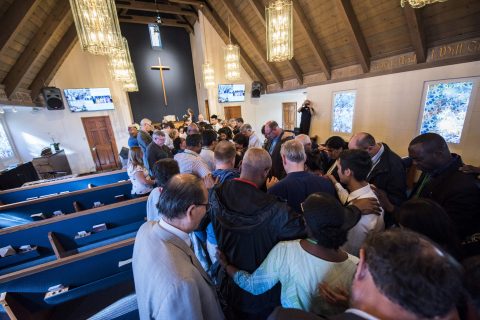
[268,229,463,320]
[137,118,153,171]
[263,121,293,180]
[133,174,224,320]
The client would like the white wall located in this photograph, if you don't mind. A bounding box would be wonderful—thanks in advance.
[5,43,133,174]
[190,17,480,164]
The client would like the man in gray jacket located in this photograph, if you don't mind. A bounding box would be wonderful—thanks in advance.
[133,174,224,320]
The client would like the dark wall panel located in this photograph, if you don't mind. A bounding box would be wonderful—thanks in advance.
[121,23,198,123]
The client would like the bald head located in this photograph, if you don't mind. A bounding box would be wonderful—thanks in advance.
[241,148,272,184]
[214,141,236,168]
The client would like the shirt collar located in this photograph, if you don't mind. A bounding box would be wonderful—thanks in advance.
[345,308,380,320]
[348,184,372,200]
[159,218,191,247]
[233,178,259,189]
[184,149,199,157]
[371,143,384,165]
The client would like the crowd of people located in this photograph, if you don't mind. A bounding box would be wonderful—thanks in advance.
[125,107,480,320]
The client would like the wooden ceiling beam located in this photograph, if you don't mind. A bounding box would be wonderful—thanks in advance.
[403,5,427,63]
[292,1,331,79]
[247,0,303,84]
[168,0,206,7]
[4,0,70,98]
[119,15,191,31]
[29,23,77,102]
[175,14,195,34]
[0,0,41,57]
[115,0,197,18]
[217,0,283,87]
[335,0,370,73]
[201,6,267,85]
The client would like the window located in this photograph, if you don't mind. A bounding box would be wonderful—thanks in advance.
[419,79,476,144]
[148,23,162,50]
[0,118,18,168]
[332,90,356,134]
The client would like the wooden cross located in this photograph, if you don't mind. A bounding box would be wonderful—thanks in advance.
[150,56,171,106]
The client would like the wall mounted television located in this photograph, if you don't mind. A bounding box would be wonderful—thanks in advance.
[218,84,245,103]
[63,88,115,112]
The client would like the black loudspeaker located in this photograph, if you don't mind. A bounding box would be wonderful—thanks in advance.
[251,81,263,98]
[42,87,65,110]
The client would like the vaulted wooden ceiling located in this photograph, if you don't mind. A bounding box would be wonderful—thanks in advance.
[0,0,479,107]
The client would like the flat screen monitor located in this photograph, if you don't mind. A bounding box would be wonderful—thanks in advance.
[63,88,115,112]
[218,84,245,103]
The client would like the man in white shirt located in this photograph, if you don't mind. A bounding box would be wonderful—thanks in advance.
[174,133,211,178]
[133,174,224,319]
[210,115,222,131]
[327,149,384,256]
[199,129,217,171]
[240,123,263,149]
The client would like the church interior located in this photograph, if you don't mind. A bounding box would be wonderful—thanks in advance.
[0,0,479,319]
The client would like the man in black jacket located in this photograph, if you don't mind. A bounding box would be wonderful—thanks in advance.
[263,121,293,180]
[208,147,306,319]
[348,132,407,226]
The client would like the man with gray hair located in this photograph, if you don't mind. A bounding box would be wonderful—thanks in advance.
[133,174,224,319]
[240,123,262,149]
[267,140,335,213]
[137,118,153,170]
[146,130,172,174]
[207,147,306,319]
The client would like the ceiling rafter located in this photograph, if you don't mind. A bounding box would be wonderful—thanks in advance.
[29,23,77,101]
[201,5,267,85]
[292,1,331,80]
[115,0,198,18]
[335,0,370,73]
[176,14,195,34]
[403,5,427,63]
[4,0,71,98]
[119,15,192,32]
[168,0,206,6]
[247,0,303,85]
[0,0,41,57]
[217,0,283,87]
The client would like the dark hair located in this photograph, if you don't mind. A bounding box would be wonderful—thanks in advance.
[363,229,463,318]
[210,114,218,119]
[267,121,279,130]
[157,174,205,219]
[397,198,461,258]
[162,121,175,129]
[173,137,184,150]
[236,117,244,123]
[261,125,266,135]
[186,133,202,147]
[339,149,372,181]
[152,159,180,187]
[233,133,248,149]
[325,136,347,150]
[218,127,233,140]
[409,132,449,153]
[202,129,218,147]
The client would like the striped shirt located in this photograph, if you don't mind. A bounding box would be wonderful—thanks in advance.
[174,149,211,178]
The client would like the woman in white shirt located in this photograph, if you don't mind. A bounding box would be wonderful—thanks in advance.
[217,193,361,316]
[127,146,154,197]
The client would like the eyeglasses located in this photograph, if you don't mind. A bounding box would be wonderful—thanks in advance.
[195,203,211,211]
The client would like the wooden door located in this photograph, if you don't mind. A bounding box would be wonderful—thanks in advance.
[282,102,297,131]
[81,116,119,172]
[204,99,210,120]
[224,106,241,120]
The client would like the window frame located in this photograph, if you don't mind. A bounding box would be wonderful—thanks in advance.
[417,77,479,145]
[0,116,20,170]
[330,89,357,134]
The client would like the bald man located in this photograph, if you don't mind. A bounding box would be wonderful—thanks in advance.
[207,147,306,319]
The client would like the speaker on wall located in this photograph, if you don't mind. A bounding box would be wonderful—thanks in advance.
[251,81,263,98]
[42,87,65,110]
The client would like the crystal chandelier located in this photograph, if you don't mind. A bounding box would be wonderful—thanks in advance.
[108,37,134,82]
[202,62,215,88]
[224,17,240,81]
[266,0,293,62]
[400,0,448,8]
[69,0,122,55]
[123,66,139,92]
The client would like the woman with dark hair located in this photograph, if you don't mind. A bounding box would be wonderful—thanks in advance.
[323,136,348,175]
[172,137,186,155]
[127,146,154,197]
[217,127,233,141]
[397,198,462,259]
[146,159,180,221]
[217,193,360,316]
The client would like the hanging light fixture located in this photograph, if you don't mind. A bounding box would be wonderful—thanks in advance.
[69,0,122,55]
[266,0,293,62]
[123,64,139,92]
[108,37,134,82]
[224,16,241,81]
[201,15,215,88]
[400,0,448,8]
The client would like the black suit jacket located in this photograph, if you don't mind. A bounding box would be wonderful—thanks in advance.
[264,131,294,179]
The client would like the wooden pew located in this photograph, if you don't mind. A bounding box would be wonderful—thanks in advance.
[0,169,128,205]
[0,180,133,229]
[0,197,146,276]
[0,239,136,320]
